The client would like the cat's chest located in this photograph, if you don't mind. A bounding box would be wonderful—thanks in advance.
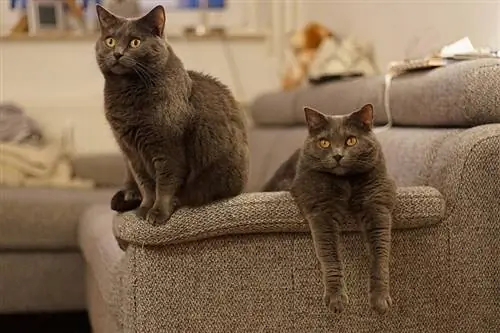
[104,104,159,150]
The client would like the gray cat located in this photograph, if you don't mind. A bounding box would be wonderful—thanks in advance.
[263,104,396,314]
[95,5,249,225]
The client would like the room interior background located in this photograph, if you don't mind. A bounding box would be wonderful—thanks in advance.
[1,1,499,155]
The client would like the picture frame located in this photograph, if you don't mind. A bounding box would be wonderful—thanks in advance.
[26,0,65,36]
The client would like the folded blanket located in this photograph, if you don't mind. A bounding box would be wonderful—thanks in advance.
[0,137,95,189]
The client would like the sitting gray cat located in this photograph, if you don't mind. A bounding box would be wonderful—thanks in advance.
[95,5,249,225]
[263,104,396,314]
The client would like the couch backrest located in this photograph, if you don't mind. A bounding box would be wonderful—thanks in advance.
[73,154,126,188]
[251,59,500,128]
[247,58,500,192]
[246,126,461,192]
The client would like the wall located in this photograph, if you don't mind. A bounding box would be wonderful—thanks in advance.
[1,1,500,154]
[1,0,19,36]
[0,38,278,154]
[303,1,500,70]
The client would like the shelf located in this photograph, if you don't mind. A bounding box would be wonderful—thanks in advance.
[0,29,268,43]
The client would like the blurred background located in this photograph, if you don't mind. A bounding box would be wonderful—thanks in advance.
[1,0,499,155]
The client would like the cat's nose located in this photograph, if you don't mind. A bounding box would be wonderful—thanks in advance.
[113,52,124,60]
[333,154,343,162]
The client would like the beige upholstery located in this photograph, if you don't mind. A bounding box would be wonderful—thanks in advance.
[79,59,500,332]
[113,188,445,248]
[0,156,121,313]
[0,188,114,250]
[251,59,500,127]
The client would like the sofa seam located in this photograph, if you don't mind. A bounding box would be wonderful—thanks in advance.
[126,213,444,247]
[444,131,500,219]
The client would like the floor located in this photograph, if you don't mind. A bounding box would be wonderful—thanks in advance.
[0,311,91,333]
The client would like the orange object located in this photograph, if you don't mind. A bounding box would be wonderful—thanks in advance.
[10,13,29,34]
[281,22,335,91]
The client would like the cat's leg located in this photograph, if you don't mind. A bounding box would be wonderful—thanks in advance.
[359,207,393,314]
[306,208,349,314]
[127,156,156,220]
[178,161,245,206]
[110,157,142,212]
[145,156,186,225]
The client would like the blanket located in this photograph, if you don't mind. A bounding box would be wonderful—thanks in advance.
[0,139,95,189]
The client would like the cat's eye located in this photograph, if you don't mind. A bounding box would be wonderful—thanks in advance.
[105,37,116,48]
[318,139,331,149]
[129,38,141,48]
[345,136,358,146]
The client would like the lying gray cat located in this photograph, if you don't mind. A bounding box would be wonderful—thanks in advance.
[95,5,249,225]
[263,104,396,314]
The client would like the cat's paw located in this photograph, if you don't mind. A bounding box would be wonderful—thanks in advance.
[135,206,150,220]
[369,289,392,314]
[111,189,141,212]
[324,288,349,314]
[145,205,175,226]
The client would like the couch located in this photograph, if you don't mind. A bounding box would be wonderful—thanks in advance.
[79,59,500,332]
[0,155,125,313]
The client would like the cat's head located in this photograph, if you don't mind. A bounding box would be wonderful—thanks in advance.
[95,5,168,76]
[301,104,381,175]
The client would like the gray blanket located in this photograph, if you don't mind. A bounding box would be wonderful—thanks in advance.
[0,103,43,144]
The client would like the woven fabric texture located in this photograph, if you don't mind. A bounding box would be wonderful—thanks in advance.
[251,59,500,127]
[80,124,500,332]
[114,187,444,247]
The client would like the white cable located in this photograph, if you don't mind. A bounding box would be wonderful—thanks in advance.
[373,69,398,134]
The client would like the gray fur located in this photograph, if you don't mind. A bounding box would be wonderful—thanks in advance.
[95,5,249,225]
[263,104,396,314]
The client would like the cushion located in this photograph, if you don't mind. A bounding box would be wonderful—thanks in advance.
[0,187,115,250]
[73,154,126,188]
[113,187,445,247]
[251,58,500,128]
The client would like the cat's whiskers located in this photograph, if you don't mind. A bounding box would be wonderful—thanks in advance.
[132,67,152,90]
[135,61,161,80]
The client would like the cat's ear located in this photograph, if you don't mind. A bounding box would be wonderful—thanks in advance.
[304,107,329,132]
[137,5,166,37]
[96,5,122,31]
[349,104,374,130]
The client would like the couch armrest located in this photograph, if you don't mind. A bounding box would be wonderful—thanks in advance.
[427,124,500,214]
[113,186,445,247]
[422,124,500,328]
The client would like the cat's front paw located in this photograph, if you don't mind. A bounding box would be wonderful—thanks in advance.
[111,189,141,212]
[145,205,175,226]
[324,288,349,314]
[135,206,150,220]
[369,289,392,314]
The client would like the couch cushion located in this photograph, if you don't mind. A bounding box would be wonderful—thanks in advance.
[251,58,500,128]
[0,187,115,250]
[73,154,126,188]
[113,187,445,247]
